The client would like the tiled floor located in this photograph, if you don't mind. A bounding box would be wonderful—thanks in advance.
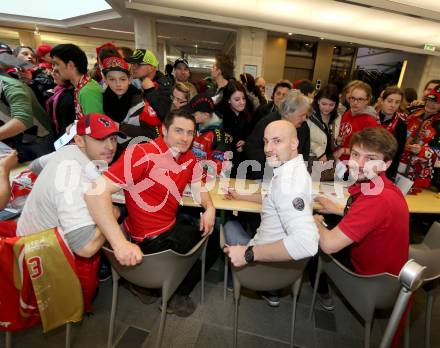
[1,259,439,348]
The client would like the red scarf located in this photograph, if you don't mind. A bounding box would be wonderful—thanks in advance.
[379,112,405,134]
[74,74,90,120]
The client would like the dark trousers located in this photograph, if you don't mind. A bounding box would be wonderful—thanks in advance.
[137,216,220,296]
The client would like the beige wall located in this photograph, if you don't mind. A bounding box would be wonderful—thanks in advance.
[312,42,334,86]
[263,36,287,83]
[400,54,428,94]
[414,56,440,97]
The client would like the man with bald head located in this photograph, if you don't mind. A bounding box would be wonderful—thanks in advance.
[224,120,319,267]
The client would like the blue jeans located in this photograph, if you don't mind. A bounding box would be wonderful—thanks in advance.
[224,220,252,246]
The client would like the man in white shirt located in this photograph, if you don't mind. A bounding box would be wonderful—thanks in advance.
[223,120,319,304]
[16,113,123,257]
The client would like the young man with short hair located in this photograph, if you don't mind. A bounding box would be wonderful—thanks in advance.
[315,127,409,275]
[85,109,216,316]
[16,113,122,257]
[51,44,104,118]
[173,58,198,97]
[126,49,172,122]
[210,54,234,104]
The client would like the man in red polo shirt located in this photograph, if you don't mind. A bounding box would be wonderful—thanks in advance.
[315,127,409,275]
[85,109,215,316]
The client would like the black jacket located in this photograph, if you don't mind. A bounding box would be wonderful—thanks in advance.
[244,111,310,179]
[143,70,172,122]
[378,111,408,180]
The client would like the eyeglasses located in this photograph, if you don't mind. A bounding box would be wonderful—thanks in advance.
[171,96,188,104]
[349,96,368,103]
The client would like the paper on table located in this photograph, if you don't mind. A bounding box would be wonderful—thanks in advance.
[54,123,77,150]
[313,181,348,207]
[394,174,413,195]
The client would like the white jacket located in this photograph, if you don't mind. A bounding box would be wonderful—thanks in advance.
[307,110,341,159]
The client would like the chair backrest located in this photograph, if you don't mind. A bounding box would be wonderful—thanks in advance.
[321,254,400,321]
[409,222,440,281]
[103,235,208,299]
[422,221,440,249]
[232,258,309,292]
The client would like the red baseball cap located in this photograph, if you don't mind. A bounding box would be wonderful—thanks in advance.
[426,84,440,104]
[76,114,126,139]
[102,56,129,75]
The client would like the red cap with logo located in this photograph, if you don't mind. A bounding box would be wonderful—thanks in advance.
[76,114,126,139]
[426,84,440,104]
[102,56,129,75]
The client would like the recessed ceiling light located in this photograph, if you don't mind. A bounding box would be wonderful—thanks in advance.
[333,46,337,49]
[288,32,292,36]
[320,37,324,40]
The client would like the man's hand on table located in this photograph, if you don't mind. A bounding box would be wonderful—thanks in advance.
[224,244,247,267]
[314,195,344,216]
[200,206,216,236]
[222,187,241,200]
[113,240,143,266]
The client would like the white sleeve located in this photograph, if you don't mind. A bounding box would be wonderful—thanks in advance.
[271,174,319,260]
[29,151,56,174]
[54,163,95,234]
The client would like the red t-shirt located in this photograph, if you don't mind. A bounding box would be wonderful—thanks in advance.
[338,110,379,161]
[104,137,202,241]
[338,173,409,275]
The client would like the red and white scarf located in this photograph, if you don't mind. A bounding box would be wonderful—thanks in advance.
[74,74,90,120]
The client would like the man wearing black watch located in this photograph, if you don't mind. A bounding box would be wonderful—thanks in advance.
[223,120,319,268]
[244,246,254,264]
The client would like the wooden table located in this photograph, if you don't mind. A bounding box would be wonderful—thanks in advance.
[9,164,440,215]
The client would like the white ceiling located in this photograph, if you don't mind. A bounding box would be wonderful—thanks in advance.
[0,0,111,20]
[1,0,440,57]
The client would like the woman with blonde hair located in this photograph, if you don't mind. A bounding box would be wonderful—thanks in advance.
[334,82,379,161]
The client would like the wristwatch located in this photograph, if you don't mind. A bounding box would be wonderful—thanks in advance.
[244,246,254,264]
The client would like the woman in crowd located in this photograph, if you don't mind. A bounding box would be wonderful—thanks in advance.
[338,79,362,115]
[307,84,340,163]
[216,80,253,177]
[334,81,378,161]
[377,86,407,179]
[45,67,75,139]
[12,45,55,107]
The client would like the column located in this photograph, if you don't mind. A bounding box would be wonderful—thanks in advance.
[312,41,334,86]
[263,36,287,83]
[133,14,157,53]
[235,28,267,78]
[18,31,41,48]
[157,41,166,72]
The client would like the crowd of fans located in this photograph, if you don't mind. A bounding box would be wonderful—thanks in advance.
[0,39,439,329]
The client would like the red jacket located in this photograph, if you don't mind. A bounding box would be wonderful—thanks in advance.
[399,109,440,191]
[192,126,232,175]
